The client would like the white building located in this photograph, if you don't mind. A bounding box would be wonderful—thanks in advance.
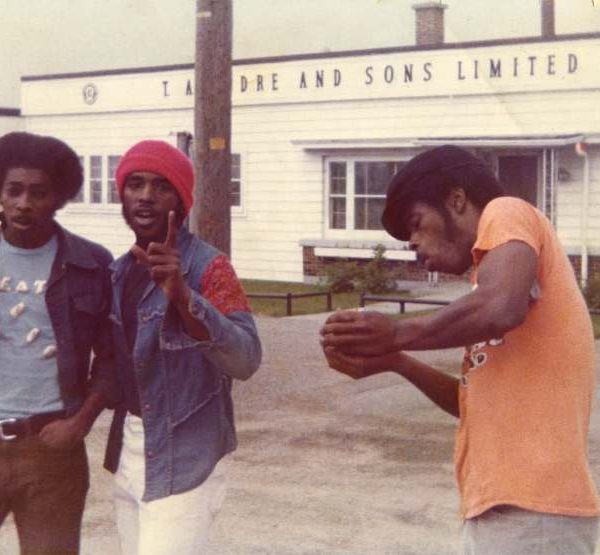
[15,4,600,284]
[0,108,22,136]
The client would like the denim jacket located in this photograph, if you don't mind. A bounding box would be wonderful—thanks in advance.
[21,224,117,414]
[104,227,261,502]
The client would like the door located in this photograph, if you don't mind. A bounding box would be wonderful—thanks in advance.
[497,155,539,207]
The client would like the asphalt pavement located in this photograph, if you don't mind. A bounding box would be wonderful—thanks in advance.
[1,283,599,554]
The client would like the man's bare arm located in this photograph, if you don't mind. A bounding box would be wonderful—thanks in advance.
[321,240,538,354]
[324,348,460,417]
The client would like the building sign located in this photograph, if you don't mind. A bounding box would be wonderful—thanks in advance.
[236,53,577,94]
[159,50,578,102]
[21,38,600,115]
[230,42,591,106]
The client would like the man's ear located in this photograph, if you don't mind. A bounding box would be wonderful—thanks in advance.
[446,187,467,215]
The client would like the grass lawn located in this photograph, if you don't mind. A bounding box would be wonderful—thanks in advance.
[241,279,407,317]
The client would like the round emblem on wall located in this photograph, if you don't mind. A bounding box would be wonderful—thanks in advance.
[82,83,98,105]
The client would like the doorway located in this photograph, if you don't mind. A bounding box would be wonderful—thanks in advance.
[497,155,539,207]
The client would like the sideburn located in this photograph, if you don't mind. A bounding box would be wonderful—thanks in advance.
[439,205,458,241]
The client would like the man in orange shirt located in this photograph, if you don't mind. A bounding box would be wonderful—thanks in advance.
[321,145,600,554]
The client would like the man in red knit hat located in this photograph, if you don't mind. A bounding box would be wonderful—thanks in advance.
[104,139,261,555]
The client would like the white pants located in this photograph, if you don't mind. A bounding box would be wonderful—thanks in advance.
[113,414,227,555]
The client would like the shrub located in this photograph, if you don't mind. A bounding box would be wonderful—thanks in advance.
[356,244,397,294]
[319,244,397,294]
[318,260,362,293]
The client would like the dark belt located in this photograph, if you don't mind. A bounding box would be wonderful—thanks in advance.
[0,410,67,441]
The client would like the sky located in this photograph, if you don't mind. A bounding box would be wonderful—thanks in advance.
[0,0,599,107]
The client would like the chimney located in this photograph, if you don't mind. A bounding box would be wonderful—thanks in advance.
[541,0,555,37]
[412,2,447,46]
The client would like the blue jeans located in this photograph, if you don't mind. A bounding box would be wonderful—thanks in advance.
[0,437,89,555]
[462,505,599,555]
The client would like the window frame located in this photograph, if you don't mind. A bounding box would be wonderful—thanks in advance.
[65,150,245,215]
[63,154,122,212]
[231,151,245,217]
[324,155,410,240]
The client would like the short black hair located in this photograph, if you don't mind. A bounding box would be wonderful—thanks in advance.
[0,132,83,209]
[382,145,505,241]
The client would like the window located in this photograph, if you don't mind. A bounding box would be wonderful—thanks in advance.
[90,156,103,204]
[230,153,241,207]
[72,151,241,209]
[328,162,346,229]
[327,159,405,232]
[108,155,121,203]
[72,157,85,202]
[354,162,397,230]
[70,155,122,206]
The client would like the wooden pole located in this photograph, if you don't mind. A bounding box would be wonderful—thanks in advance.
[191,0,232,257]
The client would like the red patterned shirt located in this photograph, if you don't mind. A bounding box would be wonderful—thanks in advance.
[200,254,250,315]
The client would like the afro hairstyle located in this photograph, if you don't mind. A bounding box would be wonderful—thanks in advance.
[0,132,83,209]
[382,145,505,241]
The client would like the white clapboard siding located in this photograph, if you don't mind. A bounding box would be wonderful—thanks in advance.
[55,208,134,258]
[0,115,22,136]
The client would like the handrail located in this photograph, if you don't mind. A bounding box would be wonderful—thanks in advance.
[360,294,450,314]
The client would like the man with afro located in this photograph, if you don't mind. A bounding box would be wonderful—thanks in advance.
[0,132,117,554]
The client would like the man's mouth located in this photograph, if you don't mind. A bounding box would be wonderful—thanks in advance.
[11,216,33,228]
[132,209,159,228]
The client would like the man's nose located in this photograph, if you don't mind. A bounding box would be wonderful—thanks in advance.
[139,183,156,201]
[15,193,32,210]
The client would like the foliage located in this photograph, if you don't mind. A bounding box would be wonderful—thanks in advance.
[357,244,397,294]
[318,260,362,293]
[584,274,600,310]
[318,244,397,294]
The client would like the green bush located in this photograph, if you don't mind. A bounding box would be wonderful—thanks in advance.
[356,244,397,294]
[318,259,362,293]
[584,274,600,310]
[319,244,397,294]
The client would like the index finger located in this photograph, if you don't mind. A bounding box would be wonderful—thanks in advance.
[164,210,177,248]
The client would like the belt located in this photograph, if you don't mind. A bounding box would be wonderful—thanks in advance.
[0,410,67,441]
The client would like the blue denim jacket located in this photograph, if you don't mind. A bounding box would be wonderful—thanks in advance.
[39,224,117,413]
[104,227,261,501]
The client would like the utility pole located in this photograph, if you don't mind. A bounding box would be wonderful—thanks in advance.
[191,0,232,256]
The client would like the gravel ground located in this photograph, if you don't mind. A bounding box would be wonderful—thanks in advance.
[1,309,600,554]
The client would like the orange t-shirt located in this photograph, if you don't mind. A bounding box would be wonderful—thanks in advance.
[455,196,600,519]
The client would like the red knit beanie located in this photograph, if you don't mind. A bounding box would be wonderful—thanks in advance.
[116,140,194,214]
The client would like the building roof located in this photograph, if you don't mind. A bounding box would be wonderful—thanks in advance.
[0,108,20,117]
[21,32,600,83]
